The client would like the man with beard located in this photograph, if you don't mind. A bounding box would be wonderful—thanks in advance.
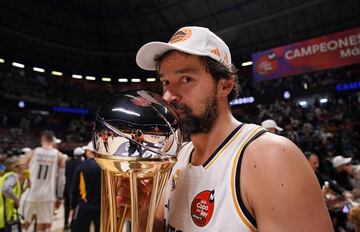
[117,26,332,231]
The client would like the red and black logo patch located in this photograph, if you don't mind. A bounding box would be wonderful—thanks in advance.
[190,190,215,227]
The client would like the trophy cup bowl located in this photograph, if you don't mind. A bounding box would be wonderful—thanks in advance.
[92,90,182,232]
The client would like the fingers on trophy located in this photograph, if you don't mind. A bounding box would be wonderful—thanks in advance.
[92,90,182,232]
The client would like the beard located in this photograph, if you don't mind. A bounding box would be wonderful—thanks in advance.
[172,94,218,140]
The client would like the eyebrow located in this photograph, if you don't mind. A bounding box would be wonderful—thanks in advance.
[159,67,199,78]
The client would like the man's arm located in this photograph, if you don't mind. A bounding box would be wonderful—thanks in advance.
[242,133,333,232]
[1,174,19,202]
[56,153,66,199]
[23,149,34,168]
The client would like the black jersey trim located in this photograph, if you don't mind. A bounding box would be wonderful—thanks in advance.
[234,129,267,228]
[188,124,244,167]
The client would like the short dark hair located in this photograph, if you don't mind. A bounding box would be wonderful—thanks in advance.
[304,151,317,159]
[155,50,240,102]
[41,130,55,142]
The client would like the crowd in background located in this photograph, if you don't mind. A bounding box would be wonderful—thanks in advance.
[0,62,360,231]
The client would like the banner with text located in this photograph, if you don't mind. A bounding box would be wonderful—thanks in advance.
[252,27,360,81]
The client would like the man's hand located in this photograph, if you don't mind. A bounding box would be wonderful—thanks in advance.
[14,199,20,209]
[116,177,152,219]
[344,191,354,201]
[55,199,62,209]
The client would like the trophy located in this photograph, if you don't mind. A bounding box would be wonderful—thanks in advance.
[92,90,182,232]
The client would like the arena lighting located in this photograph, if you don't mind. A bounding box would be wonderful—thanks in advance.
[85,76,96,81]
[146,78,156,82]
[299,101,307,106]
[230,96,255,105]
[303,83,308,90]
[72,74,82,79]
[118,78,128,83]
[12,62,24,68]
[320,98,328,103]
[0,58,4,63]
[131,78,141,83]
[283,91,291,99]
[101,77,111,82]
[18,100,25,108]
[33,67,45,73]
[53,106,89,115]
[241,61,253,66]
[51,71,63,76]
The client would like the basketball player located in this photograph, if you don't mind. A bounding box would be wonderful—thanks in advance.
[22,131,66,232]
[118,26,333,231]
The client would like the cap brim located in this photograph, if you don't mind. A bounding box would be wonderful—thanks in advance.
[136,42,208,71]
[276,126,283,131]
[344,157,352,165]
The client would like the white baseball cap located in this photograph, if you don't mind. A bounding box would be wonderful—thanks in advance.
[261,119,283,131]
[136,26,232,71]
[54,137,62,144]
[332,155,352,168]
[21,147,32,153]
[73,147,85,156]
[82,141,95,152]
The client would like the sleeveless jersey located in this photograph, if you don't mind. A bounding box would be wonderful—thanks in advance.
[163,123,267,232]
[27,147,60,202]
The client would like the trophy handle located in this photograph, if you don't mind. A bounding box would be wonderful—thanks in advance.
[130,171,139,231]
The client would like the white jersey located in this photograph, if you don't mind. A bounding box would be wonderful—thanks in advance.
[164,123,267,232]
[27,147,60,202]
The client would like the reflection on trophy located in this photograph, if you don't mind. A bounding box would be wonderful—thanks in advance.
[92,90,182,232]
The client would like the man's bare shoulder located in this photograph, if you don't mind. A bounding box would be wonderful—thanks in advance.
[244,132,305,166]
[240,132,333,231]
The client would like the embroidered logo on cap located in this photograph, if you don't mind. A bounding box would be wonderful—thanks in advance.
[169,28,192,44]
[211,48,221,57]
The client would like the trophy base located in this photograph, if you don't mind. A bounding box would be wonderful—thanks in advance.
[95,154,176,232]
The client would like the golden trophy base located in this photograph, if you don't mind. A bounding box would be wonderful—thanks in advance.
[95,154,176,232]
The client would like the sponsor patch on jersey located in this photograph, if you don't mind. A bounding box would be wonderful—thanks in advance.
[190,190,215,227]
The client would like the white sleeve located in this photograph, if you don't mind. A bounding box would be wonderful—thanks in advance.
[1,174,19,201]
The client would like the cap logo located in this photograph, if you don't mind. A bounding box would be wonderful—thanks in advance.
[169,28,192,44]
[210,48,221,57]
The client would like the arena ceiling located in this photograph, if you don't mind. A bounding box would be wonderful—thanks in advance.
[0,0,359,78]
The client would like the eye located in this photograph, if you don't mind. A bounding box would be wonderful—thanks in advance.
[181,76,193,84]
[161,80,170,86]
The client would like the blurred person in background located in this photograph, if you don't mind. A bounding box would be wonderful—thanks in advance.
[306,151,353,200]
[0,156,25,232]
[261,119,283,134]
[333,155,360,199]
[22,130,66,232]
[71,142,101,232]
[349,204,360,232]
[63,147,84,230]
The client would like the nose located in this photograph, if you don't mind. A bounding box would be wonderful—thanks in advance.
[162,88,181,105]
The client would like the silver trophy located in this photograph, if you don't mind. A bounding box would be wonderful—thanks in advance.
[92,90,182,232]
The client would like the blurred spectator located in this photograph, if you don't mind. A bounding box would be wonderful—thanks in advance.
[332,156,360,199]
[22,130,66,232]
[306,152,352,199]
[261,119,283,134]
[349,204,360,232]
[0,156,24,232]
[71,142,101,232]
[64,147,85,230]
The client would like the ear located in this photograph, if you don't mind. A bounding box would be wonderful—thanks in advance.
[217,78,235,98]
